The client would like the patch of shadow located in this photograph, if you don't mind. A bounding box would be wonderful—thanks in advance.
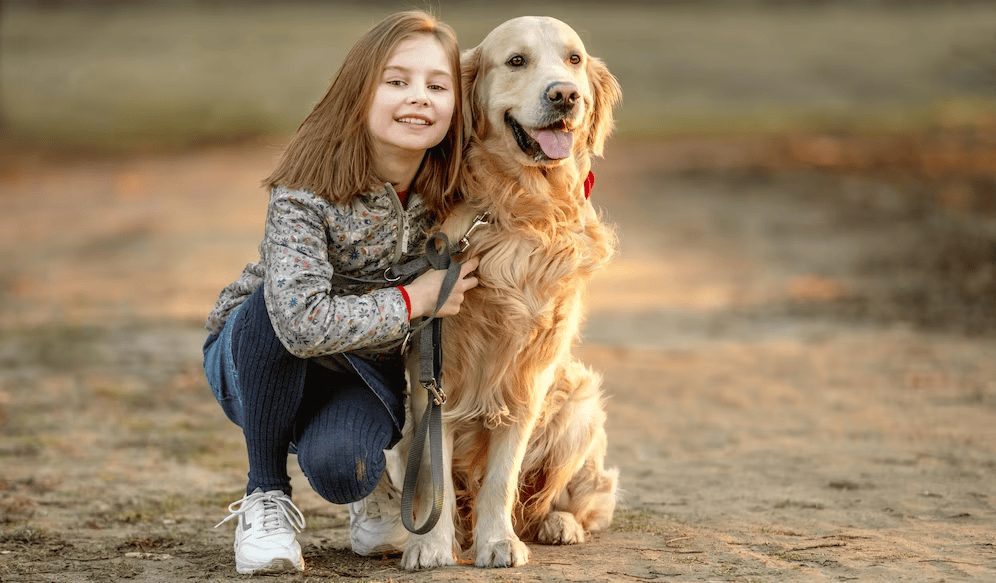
[873,457,918,467]
[0,476,61,494]
[787,185,996,336]
[774,500,825,510]
[0,526,54,545]
[0,526,74,558]
[115,431,217,464]
[0,324,105,372]
[180,543,253,577]
[304,544,401,579]
[87,494,188,527]
[711,170,996,337]
[611,508,672,537]
[0,495,37,524]
[828,480,871,491]
[0,439,41,459]
[69,220,156,262]
[116,534,185,553]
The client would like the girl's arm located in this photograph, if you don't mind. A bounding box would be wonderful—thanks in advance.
[260,188,410,358]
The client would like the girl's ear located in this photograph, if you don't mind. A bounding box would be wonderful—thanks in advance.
[461,46,486,141]
[585,56,622,157]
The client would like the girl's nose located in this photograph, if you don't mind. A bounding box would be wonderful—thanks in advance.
[407,85,429,105]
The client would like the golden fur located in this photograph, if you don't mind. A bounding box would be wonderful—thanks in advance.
[401,16,622,569]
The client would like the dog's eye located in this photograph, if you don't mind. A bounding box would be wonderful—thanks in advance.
[569,54,582,65]
[506,55,526,68]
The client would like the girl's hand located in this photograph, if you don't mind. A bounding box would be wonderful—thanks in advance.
[405,256,480,319]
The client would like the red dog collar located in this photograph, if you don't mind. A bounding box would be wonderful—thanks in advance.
[584,171,595,200]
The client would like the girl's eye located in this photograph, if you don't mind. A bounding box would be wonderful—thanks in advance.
[506,55,526,67]
[569,54,581,65]
[429,84,448,91]
[387,80,406,87]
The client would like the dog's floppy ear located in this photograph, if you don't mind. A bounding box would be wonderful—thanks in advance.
[461,46,487,140]
[585,56,622,157]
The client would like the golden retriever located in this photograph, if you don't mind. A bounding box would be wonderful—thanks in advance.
[401,16,622,569]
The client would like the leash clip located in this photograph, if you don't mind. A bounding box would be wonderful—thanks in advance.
[458,212,491,253]
[423,379,447,406]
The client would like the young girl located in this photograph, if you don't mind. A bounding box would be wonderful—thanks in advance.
[202,11,477,575]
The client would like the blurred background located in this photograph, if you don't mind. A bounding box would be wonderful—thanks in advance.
[3,0,996,146]
[1,0,995,329]
[1,1,995,581]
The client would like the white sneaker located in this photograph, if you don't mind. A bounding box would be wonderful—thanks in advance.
[215,488,306,574]
[349,467,409,556]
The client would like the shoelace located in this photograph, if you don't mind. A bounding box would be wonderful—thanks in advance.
[214,491,306,534]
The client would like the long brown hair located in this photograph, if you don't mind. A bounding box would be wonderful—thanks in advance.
[264,11,462,215]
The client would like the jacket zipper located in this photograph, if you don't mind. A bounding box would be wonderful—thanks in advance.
[385,183,408,263]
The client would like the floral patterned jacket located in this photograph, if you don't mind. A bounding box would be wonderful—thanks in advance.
[205,184,433,360]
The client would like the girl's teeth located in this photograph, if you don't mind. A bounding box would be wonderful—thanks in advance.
[398,118,429,125]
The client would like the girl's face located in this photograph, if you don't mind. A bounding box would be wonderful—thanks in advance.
[367,34,456,160]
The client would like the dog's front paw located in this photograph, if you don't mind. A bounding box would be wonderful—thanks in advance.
[401,537,457,570]
[536,510,586,544]
[474,536,530,568]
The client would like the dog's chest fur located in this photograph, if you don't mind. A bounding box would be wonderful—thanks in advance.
[439,185,613,424]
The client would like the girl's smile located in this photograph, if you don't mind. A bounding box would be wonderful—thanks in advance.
[395,115,433,126]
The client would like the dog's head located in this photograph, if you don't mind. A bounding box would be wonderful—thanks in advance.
[462,16,622,168]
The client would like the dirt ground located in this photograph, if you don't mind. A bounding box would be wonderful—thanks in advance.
[0,136,994,582]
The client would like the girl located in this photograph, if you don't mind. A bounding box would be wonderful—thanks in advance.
[203,11,477,575]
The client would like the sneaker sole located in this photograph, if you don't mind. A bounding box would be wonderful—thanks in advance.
[236,557,305,575]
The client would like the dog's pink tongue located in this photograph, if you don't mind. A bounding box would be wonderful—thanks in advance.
[532,130,573,159]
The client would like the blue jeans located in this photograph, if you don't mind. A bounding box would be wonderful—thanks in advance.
[203,287,405,503]
[203,302,246,428]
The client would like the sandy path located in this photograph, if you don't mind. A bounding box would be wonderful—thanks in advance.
[0,139,994,582]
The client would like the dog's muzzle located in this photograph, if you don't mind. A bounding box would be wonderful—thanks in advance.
[505,112,577,162]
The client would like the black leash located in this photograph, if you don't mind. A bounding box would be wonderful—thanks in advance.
[400,316,446,534]
[399,232,461,534]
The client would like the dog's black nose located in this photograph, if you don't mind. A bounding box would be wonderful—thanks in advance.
[545,82,580,110]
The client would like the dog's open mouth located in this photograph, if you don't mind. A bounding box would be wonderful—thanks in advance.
[505,113,574,161]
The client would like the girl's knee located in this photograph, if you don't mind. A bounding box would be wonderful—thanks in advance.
[299,444,385,504]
